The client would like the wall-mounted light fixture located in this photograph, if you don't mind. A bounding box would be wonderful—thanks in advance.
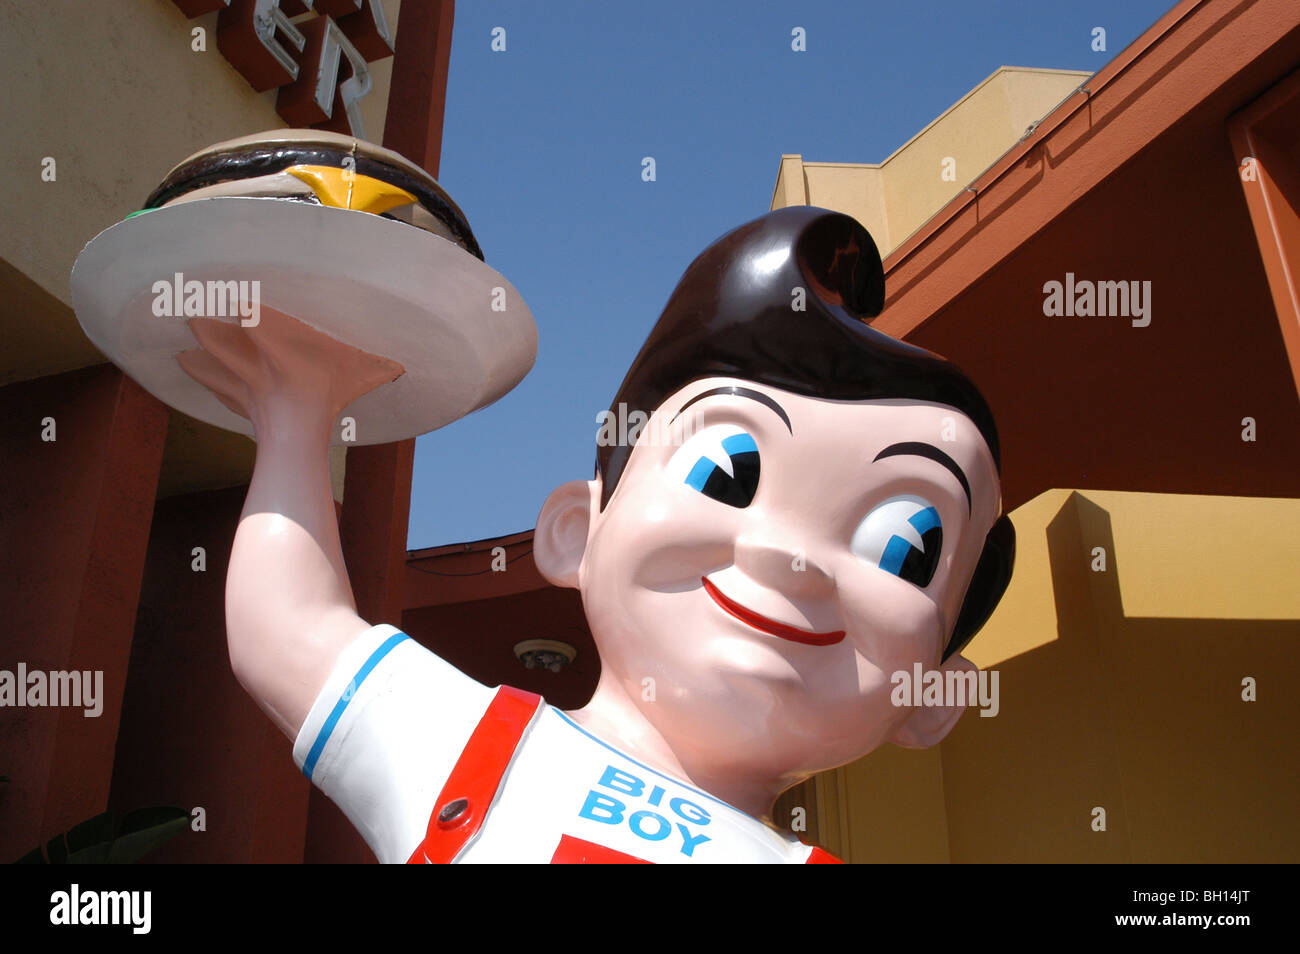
[513,639,577,673]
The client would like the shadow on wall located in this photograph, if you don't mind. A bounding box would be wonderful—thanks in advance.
[822,491,1299,863]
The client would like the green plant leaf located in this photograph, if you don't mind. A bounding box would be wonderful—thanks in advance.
[45,832,68,865]
[12,806,189,864]
[65,811,114,864]
[105,807,191,864]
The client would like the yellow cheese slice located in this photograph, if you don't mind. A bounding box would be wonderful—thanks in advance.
[284,164,416,215]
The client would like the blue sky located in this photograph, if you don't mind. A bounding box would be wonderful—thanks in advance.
[412,0,1176,549]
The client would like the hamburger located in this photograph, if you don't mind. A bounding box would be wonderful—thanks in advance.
[138,128,483,260]
[72,127,537,450]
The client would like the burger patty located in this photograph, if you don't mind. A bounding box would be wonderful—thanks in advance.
[143,144,484,262]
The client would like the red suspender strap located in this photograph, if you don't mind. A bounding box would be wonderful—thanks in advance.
[805,846,844,864]
[551,834,652,864]
[407,685,543,864]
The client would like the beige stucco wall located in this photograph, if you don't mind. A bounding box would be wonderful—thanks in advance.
[0,0,399,499]
[772,67,1088,255]
[0,0,397,325]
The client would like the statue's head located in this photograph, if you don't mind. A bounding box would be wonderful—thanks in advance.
[535,207,1014,782]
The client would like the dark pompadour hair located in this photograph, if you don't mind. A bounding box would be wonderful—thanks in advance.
[594,206,1014,660]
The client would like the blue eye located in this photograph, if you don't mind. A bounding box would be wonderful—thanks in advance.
[851,496,943,588]
[669,427,761,509]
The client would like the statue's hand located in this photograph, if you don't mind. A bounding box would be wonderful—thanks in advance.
[176,306,404,438]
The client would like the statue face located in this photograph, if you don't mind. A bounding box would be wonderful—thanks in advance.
[577,377,1002,780]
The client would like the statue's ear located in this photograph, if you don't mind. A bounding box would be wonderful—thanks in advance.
[534,480,598,590]
[941,515,1016,661]
[889,653,979,749]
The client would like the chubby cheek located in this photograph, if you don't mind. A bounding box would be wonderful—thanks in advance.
[578,490,726,676]
[595,476,739,589]
[835,562,949,673]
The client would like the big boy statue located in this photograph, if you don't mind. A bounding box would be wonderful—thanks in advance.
[73,132,1013,863]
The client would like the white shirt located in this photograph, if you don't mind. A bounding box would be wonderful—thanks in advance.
[294,624,819,864]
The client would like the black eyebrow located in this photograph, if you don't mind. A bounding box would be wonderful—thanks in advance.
[873,442,972,513]
[670,386,793,434]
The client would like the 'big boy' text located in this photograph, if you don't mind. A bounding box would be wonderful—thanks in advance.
[578,766,712,857]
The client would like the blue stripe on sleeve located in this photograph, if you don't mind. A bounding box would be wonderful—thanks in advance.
[302,631,408,781]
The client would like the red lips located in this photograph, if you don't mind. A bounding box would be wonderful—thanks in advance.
[701,577,845,646]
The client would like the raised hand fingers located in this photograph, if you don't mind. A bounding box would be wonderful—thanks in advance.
[176,346,253,420]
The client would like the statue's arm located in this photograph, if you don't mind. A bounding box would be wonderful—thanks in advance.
[178,310,404,739]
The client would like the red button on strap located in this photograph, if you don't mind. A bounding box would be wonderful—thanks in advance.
[407,686,543,864]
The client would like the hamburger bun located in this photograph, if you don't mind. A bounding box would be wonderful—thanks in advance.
[142,129,483,260]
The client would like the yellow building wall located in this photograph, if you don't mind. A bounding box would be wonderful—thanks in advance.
[813,490,1300,862]
[771,67,1088,254]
